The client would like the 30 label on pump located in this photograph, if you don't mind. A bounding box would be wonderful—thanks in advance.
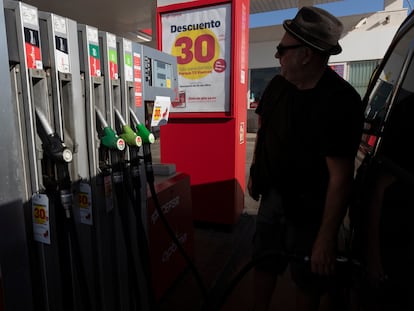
[32,194,50,244]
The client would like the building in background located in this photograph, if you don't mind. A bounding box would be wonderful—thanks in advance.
[247,0,408,132]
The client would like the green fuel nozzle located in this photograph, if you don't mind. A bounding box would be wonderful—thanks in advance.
[121,125,142,147]
[95,107,125,151]
[136,123,155,144]
[114,108,142,147]
[101,127,126,151]
[129,107,155,144]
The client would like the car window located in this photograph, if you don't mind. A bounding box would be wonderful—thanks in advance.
[360,25,414,160]
[357,23,414,183]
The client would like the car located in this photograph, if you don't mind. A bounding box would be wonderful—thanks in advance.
[349,9,414,310]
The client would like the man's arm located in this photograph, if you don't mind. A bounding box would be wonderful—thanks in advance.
[310,156,354,275]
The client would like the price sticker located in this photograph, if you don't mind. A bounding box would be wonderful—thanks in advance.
[33,204,48,224]
[32,194,50,244]
[79,192,89,209]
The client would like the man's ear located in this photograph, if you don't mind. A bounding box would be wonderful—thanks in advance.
[302,46,313,65]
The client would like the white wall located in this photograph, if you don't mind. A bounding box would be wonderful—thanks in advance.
[157,0,195,6]
[330,27,401,63]
[249,9,408,68]
[247,28,400,69]
[249,41,280,69]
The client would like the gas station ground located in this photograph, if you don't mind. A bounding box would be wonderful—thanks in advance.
[152,133,332,310]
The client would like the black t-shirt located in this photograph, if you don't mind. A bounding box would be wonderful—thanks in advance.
[255,67,363,222]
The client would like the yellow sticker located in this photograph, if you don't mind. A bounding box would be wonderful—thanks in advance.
[33,205,48,224]
[153,106,161,121]
[79,192,89,209]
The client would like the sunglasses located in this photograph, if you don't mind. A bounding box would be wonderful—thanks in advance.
[276,44,303,56]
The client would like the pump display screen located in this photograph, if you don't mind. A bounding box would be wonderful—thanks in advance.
[153,59,172,88]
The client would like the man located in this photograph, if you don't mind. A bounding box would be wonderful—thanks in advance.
[248,6,364,311]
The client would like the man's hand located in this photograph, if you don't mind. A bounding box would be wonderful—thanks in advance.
[310,234,336,275]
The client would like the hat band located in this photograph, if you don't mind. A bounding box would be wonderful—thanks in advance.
[285,21,337,53]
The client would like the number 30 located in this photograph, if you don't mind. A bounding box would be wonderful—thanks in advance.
[175,34,215,65]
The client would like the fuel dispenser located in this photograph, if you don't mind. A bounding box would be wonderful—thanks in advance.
[99,30,150,310]
[0,0,33,309]
[37,11,95,311]
[4,1,68,310]
[4,1,82,310]
[78,23,127,311]
[2,0,195,307]
[116,37,157,310]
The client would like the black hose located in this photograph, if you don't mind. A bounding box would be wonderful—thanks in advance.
[123,159,158,311]
[64,204,93,311]
[112,167,143,311]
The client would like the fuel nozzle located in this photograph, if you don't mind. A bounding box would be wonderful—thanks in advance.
[129,107,155,144]
[114,108,142,147]
[95,107,125,151]
[36,108,73,163]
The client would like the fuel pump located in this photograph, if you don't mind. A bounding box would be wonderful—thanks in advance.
[126,107,158,309]
[101,30,156,311]
[4,1,66,309]
[38,11,95,310]
[116,37,160,310]
[78,23,120,311]
[35,107,92,311]
[0,1,33,309]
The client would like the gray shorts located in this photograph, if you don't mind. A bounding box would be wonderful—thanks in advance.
[253,188,341,294]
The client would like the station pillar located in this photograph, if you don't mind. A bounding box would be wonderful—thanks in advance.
[157,0,249,225]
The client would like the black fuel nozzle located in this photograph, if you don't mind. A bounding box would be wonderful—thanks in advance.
[36,108,73,163]
[42,133,73,163]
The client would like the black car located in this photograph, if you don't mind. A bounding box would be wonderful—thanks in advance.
[350,9,414,311]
